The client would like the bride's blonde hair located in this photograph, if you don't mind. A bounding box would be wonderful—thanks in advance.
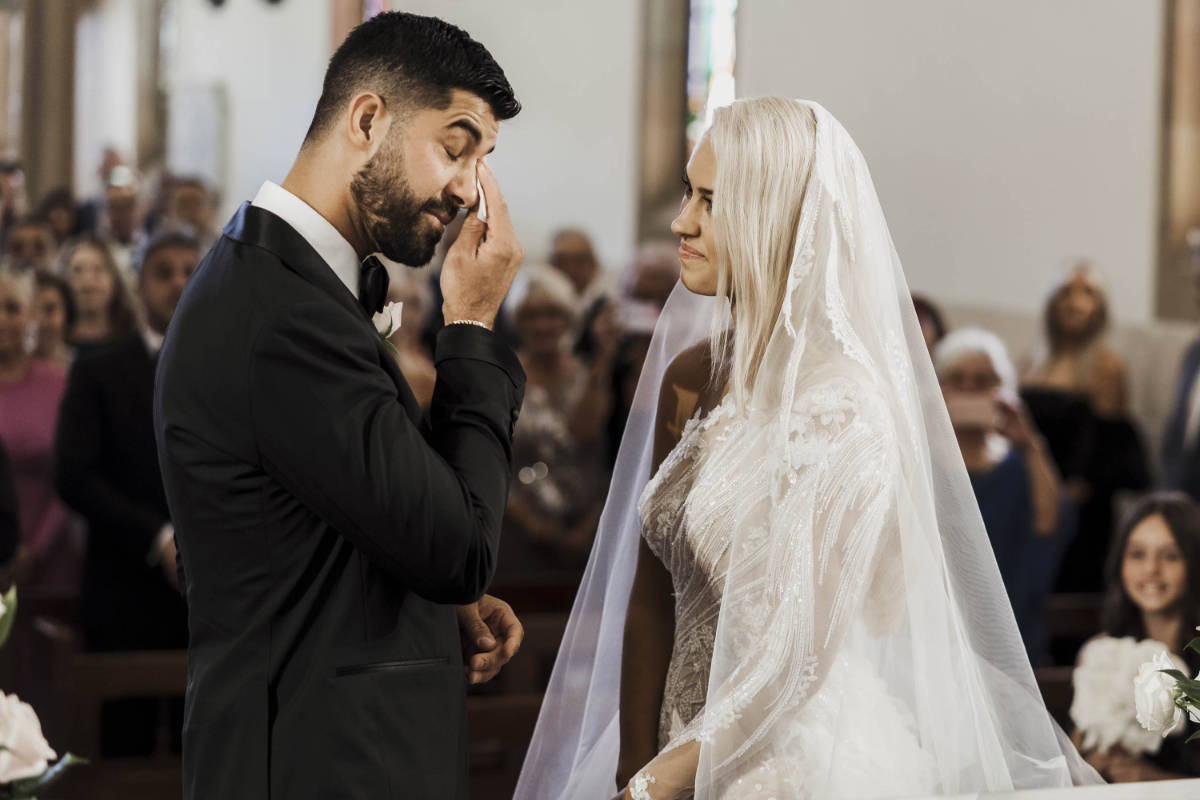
[708,97,817,406]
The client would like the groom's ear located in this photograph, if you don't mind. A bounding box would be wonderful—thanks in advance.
[345,91,389,156]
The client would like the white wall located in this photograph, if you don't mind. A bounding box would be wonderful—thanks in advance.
[396,0,642,270]
[738,0,1164,323]
[169,0,330,221]
[74,0,139,198]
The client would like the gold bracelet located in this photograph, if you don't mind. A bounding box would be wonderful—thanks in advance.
[448,319,492,330]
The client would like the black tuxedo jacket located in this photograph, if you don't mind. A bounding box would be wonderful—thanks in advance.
[154,204,524,800]
[1164,336,1200,500]
[54,333,187,650]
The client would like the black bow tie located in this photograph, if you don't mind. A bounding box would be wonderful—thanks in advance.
[359,255,390,317]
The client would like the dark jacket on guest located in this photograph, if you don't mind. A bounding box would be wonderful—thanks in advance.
[54,332,186,650]
[1164,337,1200,501]
[154,204,524,800]
[0,438,17,564]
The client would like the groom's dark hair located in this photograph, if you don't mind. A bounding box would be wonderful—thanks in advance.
[304,12,520,145]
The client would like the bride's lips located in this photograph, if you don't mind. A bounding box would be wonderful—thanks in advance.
[678,242,704,260]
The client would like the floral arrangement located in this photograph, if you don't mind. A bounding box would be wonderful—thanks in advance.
[0,587,84,799]
[1134,628,1200,744]
[1072,635,1188,754]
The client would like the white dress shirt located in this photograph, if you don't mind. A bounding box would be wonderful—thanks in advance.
[141,325,164,357]
[251,181,361,301]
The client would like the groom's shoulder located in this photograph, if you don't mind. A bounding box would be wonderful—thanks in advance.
[177,234,317,328]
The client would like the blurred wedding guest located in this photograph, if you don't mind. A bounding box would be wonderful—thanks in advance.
[32,272,75,369]
[75,148,125,236]
[624,240,678,310]
[1070,493,1200,781]
[1022,262,1149,592]
[547,228,616,347]
[599,241,680,464]
[936,328,1067,661]
[163,176,218,252]
[138,169,175,237]
[549,228,605,303]
[497,267,617,581]
[383,268,436,409]
[97,167,146,283]
[34,187,80,251]
[912,293,947,353]
[1163,238,1200,504]
[0,269,77,590]
[63,238,138,348]
[3,217,54,273]
[0,161,27,242]
[54,230,198,756]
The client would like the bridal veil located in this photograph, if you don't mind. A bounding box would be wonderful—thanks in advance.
[515,99,1099,799]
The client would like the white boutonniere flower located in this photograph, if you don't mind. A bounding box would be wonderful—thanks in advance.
[372,302,404,339]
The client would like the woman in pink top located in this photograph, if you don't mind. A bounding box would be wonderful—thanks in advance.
[0,268,77,590]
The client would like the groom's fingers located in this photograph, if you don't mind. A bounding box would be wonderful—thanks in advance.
[449,211,487,257]
[499,614,523,659]
[483,600,523,660]
[457,602,496,650]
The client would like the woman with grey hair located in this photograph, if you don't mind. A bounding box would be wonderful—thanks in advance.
[936,327,1067,663]
[497,266,617,582]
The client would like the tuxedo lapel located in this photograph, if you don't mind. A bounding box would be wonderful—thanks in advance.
[222,203,423,423]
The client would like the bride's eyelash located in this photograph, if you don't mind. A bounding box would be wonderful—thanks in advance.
[682,176,693,196]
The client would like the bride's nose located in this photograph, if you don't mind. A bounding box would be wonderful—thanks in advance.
[671,204,700,238]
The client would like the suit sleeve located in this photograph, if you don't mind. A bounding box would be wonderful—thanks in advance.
[250,304,524,605]
[0,438,18,564]
[54,354,168,561]
[1163,342,1200,490]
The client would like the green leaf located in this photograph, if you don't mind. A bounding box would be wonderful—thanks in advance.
[1186,638,1200,657]
[0,585,18,649]
[1188,729,1200,744]
[1160,668,1190,682]
[4,753,87,799]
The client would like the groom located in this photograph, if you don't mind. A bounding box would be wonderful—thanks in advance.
[154,13,526,799]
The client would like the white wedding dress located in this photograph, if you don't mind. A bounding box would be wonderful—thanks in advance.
[513,99,1100,800]
[639,396,937,798]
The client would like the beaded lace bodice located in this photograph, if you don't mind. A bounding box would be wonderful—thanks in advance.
[637,397,748,749]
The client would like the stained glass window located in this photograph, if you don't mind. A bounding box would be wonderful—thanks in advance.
[686,0,737,150]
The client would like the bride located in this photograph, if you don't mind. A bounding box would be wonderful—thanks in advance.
[514,98,1100,799]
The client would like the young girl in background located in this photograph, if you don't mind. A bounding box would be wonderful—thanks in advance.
[1072,492,1200,781]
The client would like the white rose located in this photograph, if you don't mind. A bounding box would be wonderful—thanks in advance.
[1134,650,1187,738]
[372,302,404,338]
[0,691,57,782]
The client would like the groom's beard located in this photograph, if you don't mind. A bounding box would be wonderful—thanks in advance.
[350,136,455,266]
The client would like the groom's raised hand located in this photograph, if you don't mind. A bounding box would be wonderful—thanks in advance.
[440,160,523,329]
[457,593,524,684]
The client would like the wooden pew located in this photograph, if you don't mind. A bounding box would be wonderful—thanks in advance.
[54,649,187,800]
